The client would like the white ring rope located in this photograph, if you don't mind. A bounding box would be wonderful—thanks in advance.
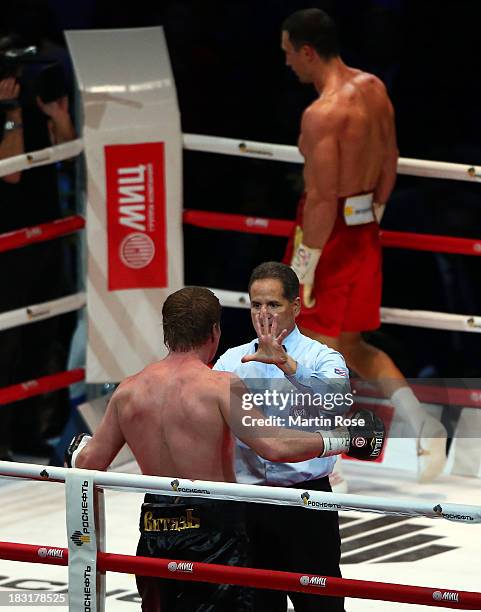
[1,460,480,524]
[0,288,478,334]
[183,133,481,183]
[209,287,481,333]
[0,134,479,182]
[0,138,84,178]
[184,134,303,163]
[0,292,86,332]
[380,307,481,332]
[0,135,479,336]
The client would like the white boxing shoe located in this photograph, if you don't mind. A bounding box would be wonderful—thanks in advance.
[416,415,448,483]
[329,455,348,494]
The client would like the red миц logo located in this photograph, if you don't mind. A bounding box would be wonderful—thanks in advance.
[105,142,167,290]
[168,562,194,573]
[432,591,459,603]
[120,233,155,269]
[299,575,327,587]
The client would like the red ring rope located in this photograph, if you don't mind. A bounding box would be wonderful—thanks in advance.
[380,229,481,256]
[0,216,85,253]
[183,210,481,256]
[0,366,478,411]
[184,210,294,237]
[0,211,478,257]
[0,369,85,405]
[0,212,479,411]
[0,541,479,608]
[352,380,481,410]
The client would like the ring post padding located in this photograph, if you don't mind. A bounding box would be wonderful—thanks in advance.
[65,469,102,612]
[94,488,106,612]
[65,27,184,383]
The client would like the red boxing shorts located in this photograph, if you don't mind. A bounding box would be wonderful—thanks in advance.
[283,193,382,337]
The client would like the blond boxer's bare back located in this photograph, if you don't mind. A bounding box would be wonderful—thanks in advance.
[76,355,236,480]
[75,351,325,478]
[111,357,236,480]
[299,68,396,199]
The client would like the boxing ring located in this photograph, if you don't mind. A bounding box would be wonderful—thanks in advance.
[0,460,481,611]
[1,131,481,610]
[1,22,481,608]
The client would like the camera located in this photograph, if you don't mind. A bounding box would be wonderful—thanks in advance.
[0,37,68,141]
[0,43,68,103]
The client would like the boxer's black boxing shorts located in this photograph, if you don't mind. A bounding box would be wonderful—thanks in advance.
[136,494,252,611]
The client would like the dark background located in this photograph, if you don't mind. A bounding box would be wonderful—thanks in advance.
[4,0,481,379]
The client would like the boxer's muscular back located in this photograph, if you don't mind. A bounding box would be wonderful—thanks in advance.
[113,362,236,482]
[302,69,395,197]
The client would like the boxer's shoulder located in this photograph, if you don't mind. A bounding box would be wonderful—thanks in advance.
[343,70,391,112]
[207,368,236,388]
[350,68,386,91]
[302,97,340,129]
[301,100,346,150]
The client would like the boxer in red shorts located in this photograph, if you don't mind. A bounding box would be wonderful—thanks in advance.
[281,8,447,483]
[284,191,382,337]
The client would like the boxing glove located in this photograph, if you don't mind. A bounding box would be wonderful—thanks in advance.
[318,409,385,461]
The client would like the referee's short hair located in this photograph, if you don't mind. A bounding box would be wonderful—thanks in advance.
[248,262,299,302]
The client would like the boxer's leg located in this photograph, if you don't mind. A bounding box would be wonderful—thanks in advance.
[338,223,447,482]
[340,331,447,483]
[339,331,405,394]
[287,478,344,612]
[247,501,288,611]
[135,536,167,612]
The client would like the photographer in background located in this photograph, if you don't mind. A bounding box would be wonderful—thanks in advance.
[0,75,23,179]
[0,16,76,461]
[0,35,76,155]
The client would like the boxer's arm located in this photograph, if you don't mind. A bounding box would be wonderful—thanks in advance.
[373,98,398,217]
[74,394,125,470]
[222,373,324,462]
[300,105,340,250]
[220,374,384,462]
[0,105,24,184]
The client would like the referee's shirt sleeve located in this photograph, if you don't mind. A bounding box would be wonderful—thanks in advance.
[314,349,351,416]
[212,354,227,372]
[314,349,349,380]
[288,348,351,416]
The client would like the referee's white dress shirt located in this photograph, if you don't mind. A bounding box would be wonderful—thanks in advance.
[213,325,350,486]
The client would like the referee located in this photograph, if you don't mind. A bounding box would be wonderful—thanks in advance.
[214,262,348,612]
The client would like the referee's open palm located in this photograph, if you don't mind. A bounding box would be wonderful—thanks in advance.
[241,312,288,366]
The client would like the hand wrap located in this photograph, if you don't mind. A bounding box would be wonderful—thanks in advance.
[65,433,92,468]
[374,202,386,224]
[290,242,322,285]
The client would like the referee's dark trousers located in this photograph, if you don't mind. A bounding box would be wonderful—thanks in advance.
[246,475,345,611]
